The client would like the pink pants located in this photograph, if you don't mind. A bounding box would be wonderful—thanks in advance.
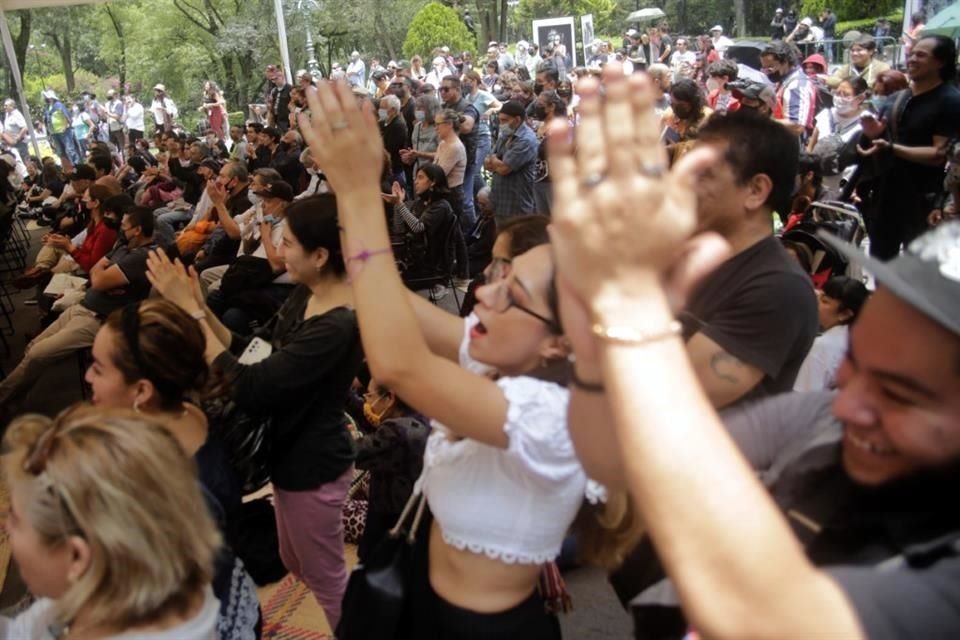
[274,467,353,631]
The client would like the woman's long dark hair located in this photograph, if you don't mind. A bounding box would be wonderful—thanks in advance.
[414,163,452,209]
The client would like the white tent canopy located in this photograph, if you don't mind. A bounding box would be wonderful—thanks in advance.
[0,0,294,159]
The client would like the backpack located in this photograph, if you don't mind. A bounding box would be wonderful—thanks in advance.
[812,110,862,175]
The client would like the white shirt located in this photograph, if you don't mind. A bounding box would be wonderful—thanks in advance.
[670,50,697,79]
[149,97,178,127]
[414,318,606,565]
[0,587,219,639]
[235,210,291,284]
[347,59,366,87]
[813,108,863,144]
[3,109,27,137]
[713,35,735,54]
[794,324,849,392]
[125,102,145,131]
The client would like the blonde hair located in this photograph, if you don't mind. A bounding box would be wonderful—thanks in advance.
[2,407,220,630]
[574,490,645,570]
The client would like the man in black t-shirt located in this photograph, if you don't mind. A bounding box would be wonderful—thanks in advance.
[266,65,292,133]
[0,207,158,411]
[860,36,960,259]
[682,111,818,408]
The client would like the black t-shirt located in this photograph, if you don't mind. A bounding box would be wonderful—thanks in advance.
[401,97,417,139]
[270,83,292,130]
[81,241,159,317]
[214,287,363,491]
[884,83,960,193]
[446,97,480,169]
[381,116,410,174]
[681,235,818,400]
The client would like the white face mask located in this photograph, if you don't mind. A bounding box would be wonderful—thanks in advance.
[378,109,388,121]
[414,110,425,121]
[248,188,262,206]
[706,78,722,93]
[834,95,858,114]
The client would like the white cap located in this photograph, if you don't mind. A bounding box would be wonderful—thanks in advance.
[801,17,814,26]
[775,7,783,12]
[387,60,398,68]
[440,46,450,53]
[432,56,446,66]
[625,28,639,37]
[153,83,166,92]
[517,40,529,49]
[710,25,723,33]
[41,89,57,100]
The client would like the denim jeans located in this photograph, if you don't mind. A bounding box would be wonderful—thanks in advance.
[473,134,492,193]
[460,161,478,231]
[50,130,81,165]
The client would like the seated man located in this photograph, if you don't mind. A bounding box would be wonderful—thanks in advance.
[39,164,95,234]
[0,206,159,413]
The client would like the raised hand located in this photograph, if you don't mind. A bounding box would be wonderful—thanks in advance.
[298,81,384,199]
[546,64,726,310]
[146,249,203,314]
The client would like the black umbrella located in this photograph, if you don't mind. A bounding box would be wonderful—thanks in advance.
[724,40,768,71]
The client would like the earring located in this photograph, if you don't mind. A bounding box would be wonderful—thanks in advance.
[132,399,142,414]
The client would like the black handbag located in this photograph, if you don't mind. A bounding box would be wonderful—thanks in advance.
[206,397,272,495]
[336,488,426,640]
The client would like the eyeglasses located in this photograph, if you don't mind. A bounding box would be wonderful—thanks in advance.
[439,86,453,92]
[486,277,560,333]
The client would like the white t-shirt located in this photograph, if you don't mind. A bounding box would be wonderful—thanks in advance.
[235,210,291,284]
[813,108,863,144]
[125,102,145,132]
[794,324,849,392]
[3,109,27,137]
[670,50,697,78]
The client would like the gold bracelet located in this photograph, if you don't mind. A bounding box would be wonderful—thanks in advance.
[591,319,683,345]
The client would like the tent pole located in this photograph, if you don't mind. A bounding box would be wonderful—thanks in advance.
[274,0,293,85]
[0,7,41,159]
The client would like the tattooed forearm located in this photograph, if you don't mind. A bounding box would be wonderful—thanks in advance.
[710,351,744,384]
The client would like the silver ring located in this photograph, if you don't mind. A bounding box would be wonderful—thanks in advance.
[581,171,606,189]
[331,121,349,130]
[640,163,666,178]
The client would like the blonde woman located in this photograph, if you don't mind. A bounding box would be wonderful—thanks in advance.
[0,408,221,638]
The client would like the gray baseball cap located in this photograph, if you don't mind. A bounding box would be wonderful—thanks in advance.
[819,221,960,337]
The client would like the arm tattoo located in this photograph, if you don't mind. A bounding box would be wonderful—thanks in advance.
[710,351,744,385]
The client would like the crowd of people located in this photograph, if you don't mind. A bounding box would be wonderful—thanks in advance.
[0,15,958,640]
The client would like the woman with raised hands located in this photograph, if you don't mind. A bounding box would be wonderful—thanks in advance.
[298,80,638,637]
[146,195,363,631]
[0,408,221,638]
[546,63,879,640]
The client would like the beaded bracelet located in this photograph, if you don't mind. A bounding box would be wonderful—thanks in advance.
[347,247,393,264]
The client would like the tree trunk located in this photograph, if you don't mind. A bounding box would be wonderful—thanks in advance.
[498,0,507,43]
[733,0,746,38]
[105,6,126,87]
[11,12,32,94]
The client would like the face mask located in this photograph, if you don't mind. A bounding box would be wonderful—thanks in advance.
[463,83,474,93]
[248,188,262,206]
[672,105,692,119]
[834,96,856,113]
[103,216,120,231]
[499,124,515,138]
[531,105,548,120]
[534,82,544,95]
[706,78,722,93]
[390,87,405,98]
[414,110,425,121]
[557,89,572,100]
[378,109,388,121]
[363,397,389,427]
[764,68,783,83]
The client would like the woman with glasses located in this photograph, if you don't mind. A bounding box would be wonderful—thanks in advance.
[807,77,869,177]
[1,408,221,638]
[299,81,639,638]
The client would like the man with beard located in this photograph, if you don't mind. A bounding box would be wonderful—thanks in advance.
[266,64,292,132]
[266,127,304,194]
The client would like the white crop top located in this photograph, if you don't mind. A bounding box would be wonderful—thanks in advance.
[415,316,606,565]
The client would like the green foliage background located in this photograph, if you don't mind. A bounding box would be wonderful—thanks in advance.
[403,2,477,60]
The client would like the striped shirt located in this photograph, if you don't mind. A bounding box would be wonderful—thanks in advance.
[775,67,817,132]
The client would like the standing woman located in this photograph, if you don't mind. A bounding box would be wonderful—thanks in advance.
[530,90,567,216]
[71,101,93,159]
[410,55,427,81]
[298,82,638,638]
[0,409,222,638]
[401,94,440,177]
[147,195,362,631]
[433,109,467,219]
[201,81,229,140]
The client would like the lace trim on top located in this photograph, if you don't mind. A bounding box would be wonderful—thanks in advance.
[439,529,560,565]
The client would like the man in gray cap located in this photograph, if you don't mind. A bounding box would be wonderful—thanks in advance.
[484,100,537,219]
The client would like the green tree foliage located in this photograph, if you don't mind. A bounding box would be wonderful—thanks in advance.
[403,2,476,60]
[513,0,618,42]
[800,0,902,23]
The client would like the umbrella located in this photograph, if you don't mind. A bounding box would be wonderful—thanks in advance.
[725,40,768,71]
[627,8,666,23]
[922,2,960,39]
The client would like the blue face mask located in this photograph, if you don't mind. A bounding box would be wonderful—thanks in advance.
[499,124,515,138]
[415,110,426,121]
